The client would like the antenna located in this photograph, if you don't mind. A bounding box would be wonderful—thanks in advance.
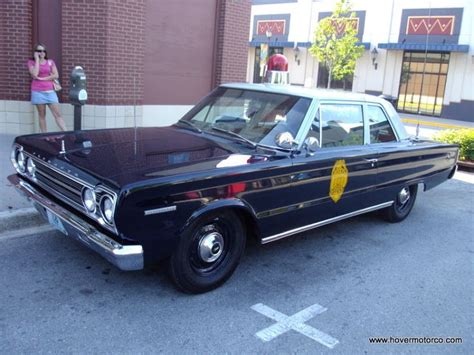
[133,76,137,129]
[133,76,137,155]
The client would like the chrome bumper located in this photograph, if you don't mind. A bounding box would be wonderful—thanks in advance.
[8,174,144,271]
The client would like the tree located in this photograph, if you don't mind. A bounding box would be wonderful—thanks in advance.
[309,0,364,89]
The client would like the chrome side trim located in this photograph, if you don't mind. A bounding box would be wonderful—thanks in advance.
[261,201,394,244]
[144,206,177,216]
[8,174,143,271]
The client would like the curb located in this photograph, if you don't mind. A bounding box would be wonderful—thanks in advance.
[401,118,468,130]
[0,207,47,235]
[457,160,474,173]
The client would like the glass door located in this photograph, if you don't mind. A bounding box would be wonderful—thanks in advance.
[397,51,449,116]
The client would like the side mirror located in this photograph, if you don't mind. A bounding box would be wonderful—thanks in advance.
[303,136,319,153]
[275,132,295,149]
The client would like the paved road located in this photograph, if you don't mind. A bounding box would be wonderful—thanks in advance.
[0,172,472,354]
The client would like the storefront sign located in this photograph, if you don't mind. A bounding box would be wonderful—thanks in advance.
[331,18,359,36]
[407,16,455,35]
[257,20,286,36]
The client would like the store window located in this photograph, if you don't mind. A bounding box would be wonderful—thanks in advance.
[397,51,450,116]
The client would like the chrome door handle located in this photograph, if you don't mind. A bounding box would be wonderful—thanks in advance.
[365,158,378,167]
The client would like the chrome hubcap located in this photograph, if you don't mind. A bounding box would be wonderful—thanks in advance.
[398,187,410,205]
[198,231,224,263]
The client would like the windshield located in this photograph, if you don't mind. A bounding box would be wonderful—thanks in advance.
[180,88,311,147]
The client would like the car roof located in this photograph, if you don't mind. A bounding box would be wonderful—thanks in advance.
[221,83,385,103]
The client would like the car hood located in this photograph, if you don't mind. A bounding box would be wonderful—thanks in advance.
[17,126,257,187]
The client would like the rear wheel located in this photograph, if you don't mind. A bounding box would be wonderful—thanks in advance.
[169,210,246,293]
[382,184,418,223]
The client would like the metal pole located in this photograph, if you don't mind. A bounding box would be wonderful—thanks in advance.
[74,105,82,130]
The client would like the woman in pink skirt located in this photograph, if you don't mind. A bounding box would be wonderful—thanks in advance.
[27,43,67,132]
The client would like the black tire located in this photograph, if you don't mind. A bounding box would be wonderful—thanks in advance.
[169,210,246,294]
[382,184,418,223]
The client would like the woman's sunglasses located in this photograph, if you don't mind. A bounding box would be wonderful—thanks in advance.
[35,49,46,53]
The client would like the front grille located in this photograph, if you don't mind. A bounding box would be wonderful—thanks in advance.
[18,152,118,235]
[35,161,84,207]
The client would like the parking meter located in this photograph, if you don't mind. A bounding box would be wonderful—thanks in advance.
[69,66,87,130]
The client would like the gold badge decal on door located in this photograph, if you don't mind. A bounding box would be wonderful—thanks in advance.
[330,159,348,203]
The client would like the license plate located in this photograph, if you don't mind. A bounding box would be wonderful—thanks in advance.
[46,210,68,236]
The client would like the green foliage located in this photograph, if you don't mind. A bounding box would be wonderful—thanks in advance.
[433,128,474,161]
[309,0,364,88]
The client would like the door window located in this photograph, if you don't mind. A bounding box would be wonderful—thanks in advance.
[316,104,364,147]
[367,105,397,143]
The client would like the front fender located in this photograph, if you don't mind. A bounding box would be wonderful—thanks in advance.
[180,198,260,237]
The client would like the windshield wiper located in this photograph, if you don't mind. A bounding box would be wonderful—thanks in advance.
[255,142,295,152]
[210,126,297,153]
[210,126,257,149]
[176,119,202,133]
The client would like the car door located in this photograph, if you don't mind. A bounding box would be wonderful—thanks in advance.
[364,103,408,204]
[365,103,455,204]
[261,102,378,242]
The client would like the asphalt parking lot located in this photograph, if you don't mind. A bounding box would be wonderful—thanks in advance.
[0,172,472,354]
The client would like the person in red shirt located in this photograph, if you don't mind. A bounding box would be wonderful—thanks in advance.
[27,44,66,132]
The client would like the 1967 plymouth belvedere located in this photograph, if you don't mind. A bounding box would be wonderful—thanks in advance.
[9,83,458,293]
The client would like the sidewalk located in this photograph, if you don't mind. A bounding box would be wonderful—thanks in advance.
[1,134,32,211]
[398,113,473,140]
[1,115,473,232]
[398,113,474,130]
[0,133,45,234]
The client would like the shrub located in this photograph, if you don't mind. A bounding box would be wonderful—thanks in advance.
[433,128,474,161]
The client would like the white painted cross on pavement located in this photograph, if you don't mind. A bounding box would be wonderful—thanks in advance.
[251,303,339,349]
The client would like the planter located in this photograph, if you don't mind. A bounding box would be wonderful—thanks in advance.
[457,160,474,172]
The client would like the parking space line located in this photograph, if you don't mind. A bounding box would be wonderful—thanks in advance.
[0,224,54,241]
[251,303,339,348]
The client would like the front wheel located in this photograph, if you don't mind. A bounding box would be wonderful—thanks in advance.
[169,210,246,294]
[382,184,418,223]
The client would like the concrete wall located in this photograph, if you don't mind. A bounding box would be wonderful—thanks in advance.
[0,100,192,135]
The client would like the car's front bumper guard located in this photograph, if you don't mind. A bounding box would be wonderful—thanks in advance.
[8,174,144,271]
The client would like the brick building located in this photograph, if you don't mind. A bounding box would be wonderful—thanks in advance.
[0,0,251,134]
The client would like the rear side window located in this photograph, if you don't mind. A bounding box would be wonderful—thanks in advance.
[320,104,364,147]
[367,105,397,143]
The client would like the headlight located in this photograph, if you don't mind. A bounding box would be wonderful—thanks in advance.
[26,158,36,177]
[17,151,26,173]
[100,195,115,224]
[82,187,96,212]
